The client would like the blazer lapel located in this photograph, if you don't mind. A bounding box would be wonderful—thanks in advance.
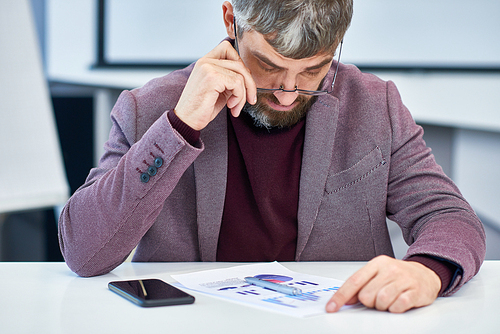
[296,95,339,260]
[193,109,228,261]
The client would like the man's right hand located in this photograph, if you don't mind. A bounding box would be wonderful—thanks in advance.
[173,40,257,131]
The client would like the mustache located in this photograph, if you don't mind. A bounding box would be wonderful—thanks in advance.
[242,90,318,129]
[256,91,310,107]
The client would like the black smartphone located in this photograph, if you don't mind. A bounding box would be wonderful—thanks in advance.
[108,279,195,307]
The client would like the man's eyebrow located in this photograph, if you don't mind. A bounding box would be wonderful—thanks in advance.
[252,51,333,72]
[305,58,334,71]
[252,51,285,70]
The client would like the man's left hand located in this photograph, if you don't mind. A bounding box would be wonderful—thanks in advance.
[326,255,441,313]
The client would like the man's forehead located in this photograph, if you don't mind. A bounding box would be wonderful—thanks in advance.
[242,30,334,68]
[252,49,333,70]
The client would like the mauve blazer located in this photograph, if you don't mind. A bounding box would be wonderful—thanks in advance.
[59,61,485,295]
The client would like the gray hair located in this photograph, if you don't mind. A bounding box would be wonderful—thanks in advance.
[232,0,353,59]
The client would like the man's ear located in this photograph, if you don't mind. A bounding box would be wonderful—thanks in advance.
[222,1,235,39]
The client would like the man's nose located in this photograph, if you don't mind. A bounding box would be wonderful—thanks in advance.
[273,85,299,107]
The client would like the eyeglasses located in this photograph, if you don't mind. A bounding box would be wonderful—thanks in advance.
[233,18,343,96]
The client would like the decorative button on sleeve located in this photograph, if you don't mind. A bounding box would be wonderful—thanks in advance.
[154,157,163,168]
[140,173,150,183]
[147,165,157,176]
[140,156,163,183]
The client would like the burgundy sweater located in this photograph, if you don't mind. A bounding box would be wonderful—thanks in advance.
[167,110,455,294]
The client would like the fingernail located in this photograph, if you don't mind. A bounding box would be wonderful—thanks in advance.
[326,301,337,313]
[253,96,257,104]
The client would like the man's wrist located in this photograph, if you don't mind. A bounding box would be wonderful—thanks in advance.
[406,255,456,295]
[167,110,201,146]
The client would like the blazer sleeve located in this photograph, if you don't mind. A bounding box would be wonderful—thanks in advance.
[384,80,486,296]
[58,89,203,277]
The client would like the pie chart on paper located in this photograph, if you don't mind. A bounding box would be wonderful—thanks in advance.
[253,274,293,283]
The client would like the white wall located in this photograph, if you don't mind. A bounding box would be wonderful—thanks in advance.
[454,130,500,228]
[0,0,69,213]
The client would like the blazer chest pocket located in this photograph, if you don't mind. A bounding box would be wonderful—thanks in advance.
[325,147,386,195]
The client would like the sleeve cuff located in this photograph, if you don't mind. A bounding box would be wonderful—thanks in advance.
[167,110,201,146]
[405,255,461,295]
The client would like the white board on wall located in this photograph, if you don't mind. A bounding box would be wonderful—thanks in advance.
[105,0,227,65]
[342,0,500,68]
[101,0,500,68]
[0,0,69,213]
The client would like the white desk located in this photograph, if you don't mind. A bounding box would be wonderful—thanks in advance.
[0,261,498,334]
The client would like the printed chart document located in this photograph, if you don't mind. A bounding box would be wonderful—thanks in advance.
[172,262,347,317]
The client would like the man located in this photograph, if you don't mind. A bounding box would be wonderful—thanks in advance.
[58,0,485,314]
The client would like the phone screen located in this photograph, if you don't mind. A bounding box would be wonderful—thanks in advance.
[108,279,195,307]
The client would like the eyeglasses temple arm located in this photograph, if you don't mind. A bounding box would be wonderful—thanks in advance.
[330,39,343,92]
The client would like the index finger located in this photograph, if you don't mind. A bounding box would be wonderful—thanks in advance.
[206,41,257,107]
[204,40,240,60]
[326,263,378,312]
